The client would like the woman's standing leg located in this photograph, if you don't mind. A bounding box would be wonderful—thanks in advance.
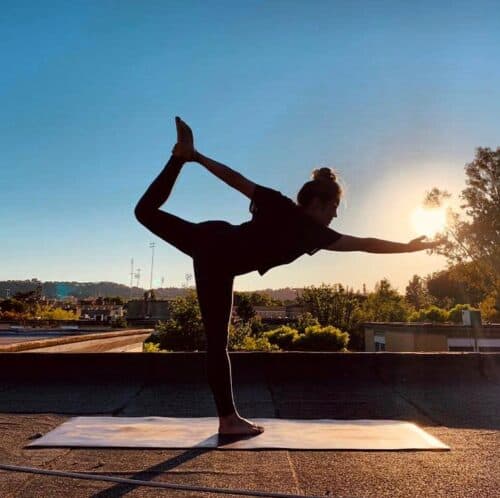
[193,260,237,417]
[193,259,264,434]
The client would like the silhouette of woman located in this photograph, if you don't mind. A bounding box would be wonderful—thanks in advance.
[135,116,439,435]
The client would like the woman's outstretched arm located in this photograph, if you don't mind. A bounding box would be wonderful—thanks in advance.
[327,234,441,253]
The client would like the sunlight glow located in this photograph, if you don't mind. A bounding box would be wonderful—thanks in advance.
[411,206,447,237]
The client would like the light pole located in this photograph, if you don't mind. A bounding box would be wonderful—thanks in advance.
[129,258,134,299]
[149,242,155,290]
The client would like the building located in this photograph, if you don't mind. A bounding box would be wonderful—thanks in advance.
[125,299,171,322]
[252,304,307,320]
[364,322,500,352]
[253,306,287,319]
[80,304,124,322]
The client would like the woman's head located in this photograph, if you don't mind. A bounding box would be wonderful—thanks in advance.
[297,167,342,225]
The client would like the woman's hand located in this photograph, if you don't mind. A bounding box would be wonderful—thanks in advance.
[172,142,197,161]
[406,235,442,252]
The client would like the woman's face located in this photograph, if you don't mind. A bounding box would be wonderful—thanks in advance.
[323,199,339,224]
[306,197,339,225]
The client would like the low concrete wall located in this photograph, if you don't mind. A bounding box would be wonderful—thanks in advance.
[0,329,153,352]
[0,352,498,383]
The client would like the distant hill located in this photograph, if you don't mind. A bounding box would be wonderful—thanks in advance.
[0,279,303,302]
[0,279,187,300]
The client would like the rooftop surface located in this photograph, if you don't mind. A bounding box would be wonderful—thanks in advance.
[1,352,499,497]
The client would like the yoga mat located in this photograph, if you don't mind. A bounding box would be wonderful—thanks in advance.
[27,417,449,450]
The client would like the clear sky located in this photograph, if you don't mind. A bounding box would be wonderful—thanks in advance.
[1,1,499,293]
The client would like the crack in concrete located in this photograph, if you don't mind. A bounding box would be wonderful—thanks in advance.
[111,382,148,416]
[285,450,303,496]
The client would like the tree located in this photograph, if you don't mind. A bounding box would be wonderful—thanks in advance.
[235,294,256,322]
[362,278,412,322]
[426,268,484,307]
[0,298,27,314]
[405,275,433,309]
[234,291,281,307]
[425,147,499,308]
[297,283,360,331]
[104,296,124,305]
[151,289,205,351]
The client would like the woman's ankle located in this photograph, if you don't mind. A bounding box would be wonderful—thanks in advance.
[219,411,238,421]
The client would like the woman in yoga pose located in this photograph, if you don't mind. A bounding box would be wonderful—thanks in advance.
[135,116,440,436]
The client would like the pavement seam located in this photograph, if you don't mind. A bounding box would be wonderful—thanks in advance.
[9,446,73,497]
[265,374,303,495]
[285,451,303,496]
[390,386,445,427]
[265,374,280,418]
[111,381,148,416]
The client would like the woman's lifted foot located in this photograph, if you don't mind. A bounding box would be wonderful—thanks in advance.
[175,116,194,147]
[218,413,265,435]
[173,116,196,161]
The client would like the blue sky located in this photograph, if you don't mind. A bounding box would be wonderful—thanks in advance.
[1,0,499,293]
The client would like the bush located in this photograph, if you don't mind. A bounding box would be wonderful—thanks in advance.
[448,303,477,323]
[143,341,161,352]
[294,312,320,333]
[235,335,279,351]
[248,315,266,337]
[227,321,278,350]
[153,318,206,351]
[228,320,251,350]
[111,316,128,328]
[291,325,349,351]
[264,326,300,349]
[479,295,500,323]
[408,305,449,323]
[154,290,206,350]
[39,308,78,320]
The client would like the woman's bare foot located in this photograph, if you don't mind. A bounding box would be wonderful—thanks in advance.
[218,413,265,435]
[175,116,194,147]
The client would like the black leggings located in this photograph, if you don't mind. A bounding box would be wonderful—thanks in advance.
[135,155,237,417]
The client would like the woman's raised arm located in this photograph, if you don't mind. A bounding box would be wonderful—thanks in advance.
[192,150,256,200]
[171,116,256,199]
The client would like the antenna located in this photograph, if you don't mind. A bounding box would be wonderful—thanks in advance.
[129,258,134,299]
[149,242,156,290]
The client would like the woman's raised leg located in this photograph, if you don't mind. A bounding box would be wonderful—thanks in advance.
[135,154,199,257]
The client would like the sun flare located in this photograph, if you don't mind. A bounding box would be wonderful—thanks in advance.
[411,206,447,237]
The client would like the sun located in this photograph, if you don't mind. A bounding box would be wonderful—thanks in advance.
[411,206,447,237]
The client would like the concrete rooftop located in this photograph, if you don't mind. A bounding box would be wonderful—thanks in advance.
[0,352,499,497]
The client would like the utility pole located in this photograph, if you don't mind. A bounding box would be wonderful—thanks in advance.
[149,242,155,290]
[135,268,141,289]
[129,258,134,299]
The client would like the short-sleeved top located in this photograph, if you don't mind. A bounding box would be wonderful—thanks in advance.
[220,184,342,276]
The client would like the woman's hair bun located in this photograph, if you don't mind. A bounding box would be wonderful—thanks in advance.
[312,167,336,183]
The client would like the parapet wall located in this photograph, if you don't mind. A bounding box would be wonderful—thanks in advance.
[1,352,498,383]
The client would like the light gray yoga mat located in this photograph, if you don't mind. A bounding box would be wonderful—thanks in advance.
[27,417,449,450]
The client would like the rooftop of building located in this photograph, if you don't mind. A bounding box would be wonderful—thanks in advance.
[1,352,499,497]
